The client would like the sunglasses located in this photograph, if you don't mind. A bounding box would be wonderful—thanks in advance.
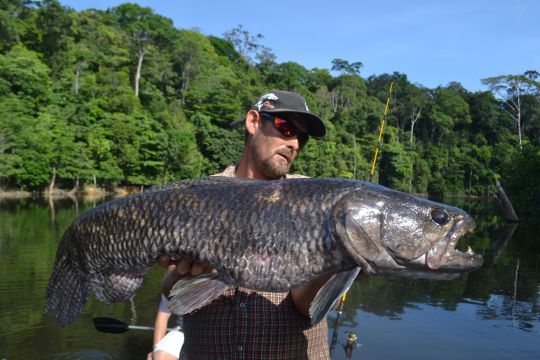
[260,112,307,141]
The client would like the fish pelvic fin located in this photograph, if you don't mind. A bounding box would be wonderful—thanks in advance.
[91,272,144,303]
[309,267,361,326]
[168,273,229,315]
[45,254,90,326]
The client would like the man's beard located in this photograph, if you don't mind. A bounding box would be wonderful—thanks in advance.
[254,147,294,179]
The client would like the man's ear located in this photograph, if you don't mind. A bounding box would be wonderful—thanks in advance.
[245,110,261,136]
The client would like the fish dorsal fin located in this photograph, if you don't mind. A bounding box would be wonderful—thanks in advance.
[146,176,259,192]
[309,267,361,326]
[168,273,230,315]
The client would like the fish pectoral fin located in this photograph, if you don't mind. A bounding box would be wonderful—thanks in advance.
[91,272,144,303]
[309,267,361,326]
[168,273,229,315]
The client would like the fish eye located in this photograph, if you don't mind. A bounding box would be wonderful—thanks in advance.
[431,207,450,225]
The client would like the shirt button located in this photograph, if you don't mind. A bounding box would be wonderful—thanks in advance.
[237,345,244,352]
[239,302,246,309]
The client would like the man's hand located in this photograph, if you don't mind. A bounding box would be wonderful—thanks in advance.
[290,272,336,319]
[291,270,366,320]
[157,256,214,296]
[157,255,213,275]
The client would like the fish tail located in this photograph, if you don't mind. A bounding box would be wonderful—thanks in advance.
[45,249,90,326]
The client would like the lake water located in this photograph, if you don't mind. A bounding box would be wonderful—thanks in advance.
[0,196,538,359]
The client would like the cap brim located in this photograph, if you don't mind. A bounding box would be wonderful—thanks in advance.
[229,119,244,128]
[262,110,326,138]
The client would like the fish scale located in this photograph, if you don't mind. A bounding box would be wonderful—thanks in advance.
[45,176,482,326]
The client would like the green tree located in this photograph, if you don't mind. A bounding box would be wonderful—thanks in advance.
[37,104,90,190]
[0,44,51,105]
[0,0,38,52]
[173,30,219,105]
[223,24,267,64]
[163,122,204,180]
[378,127,413,191]
[331,58,363,75]
[422,86,471,145]
[482,71,540,149]
[190,112,243,175]
[110,3,175,97]
[34,0,74,75]
[0,44,54,189]
[501,145,540,215]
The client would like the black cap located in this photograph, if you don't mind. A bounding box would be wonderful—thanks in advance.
[230,90,326,138]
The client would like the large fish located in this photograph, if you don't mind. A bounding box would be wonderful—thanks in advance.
[45,177,483,326]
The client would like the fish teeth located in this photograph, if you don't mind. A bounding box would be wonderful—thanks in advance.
[466,246,474,254]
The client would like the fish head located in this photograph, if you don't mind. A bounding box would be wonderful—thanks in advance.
[333,185,483,278]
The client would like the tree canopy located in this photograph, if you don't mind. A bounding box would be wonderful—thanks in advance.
[1,1,539,214]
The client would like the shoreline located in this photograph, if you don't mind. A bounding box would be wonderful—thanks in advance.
[0,190,33,199]
[0,187,138,199]
[0,188,493,200]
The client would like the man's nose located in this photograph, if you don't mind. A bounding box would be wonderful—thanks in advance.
[284,137,300,153]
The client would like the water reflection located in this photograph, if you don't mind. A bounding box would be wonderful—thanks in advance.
[326,198,539,359]
[52,349,116,360]
[480,294,538,332]
[343,331,361,357]
[1,196,539,359]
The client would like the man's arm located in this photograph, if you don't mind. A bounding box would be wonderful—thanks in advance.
[153,310,171,346]
[158,255,338,321]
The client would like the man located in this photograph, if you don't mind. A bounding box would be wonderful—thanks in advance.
[159,90,332,359]
[148,265,185,360]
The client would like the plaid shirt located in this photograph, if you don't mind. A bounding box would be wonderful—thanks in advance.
[180,166,329,360]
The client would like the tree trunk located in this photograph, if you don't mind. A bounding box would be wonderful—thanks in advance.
[74,67,81,94]
[491,223,518,264]
[410,109,421,144]
[48,192,55,223]
[68,176,79,196]
[331,89,339,112]
[134,47,147,98]
[352,134,357,179]
[494,179,519,222]
[408,163,413,194]
[48,167,56,195]
[516,98,522,150]
[181,68,189,105]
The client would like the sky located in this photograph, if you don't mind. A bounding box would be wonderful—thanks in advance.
[60,0,539,92]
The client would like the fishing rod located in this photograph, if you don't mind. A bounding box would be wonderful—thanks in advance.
[332,82,394,350]
[329,291,348,351]
[92,317,175,334]
[369,82,394,182]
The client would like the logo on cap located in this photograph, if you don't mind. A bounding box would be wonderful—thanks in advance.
[254,93,278,111]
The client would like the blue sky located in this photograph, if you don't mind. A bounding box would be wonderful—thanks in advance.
[61,0,539,92]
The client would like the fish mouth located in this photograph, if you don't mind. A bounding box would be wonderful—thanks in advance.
[423,216,483,271]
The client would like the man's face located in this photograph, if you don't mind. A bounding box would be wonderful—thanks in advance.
[250,115,305,179]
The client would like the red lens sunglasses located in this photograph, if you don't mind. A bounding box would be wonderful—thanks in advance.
[260,112,305,140]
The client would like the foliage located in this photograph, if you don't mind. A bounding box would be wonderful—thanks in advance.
[500,145,540,216]
[0,1,539,214]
